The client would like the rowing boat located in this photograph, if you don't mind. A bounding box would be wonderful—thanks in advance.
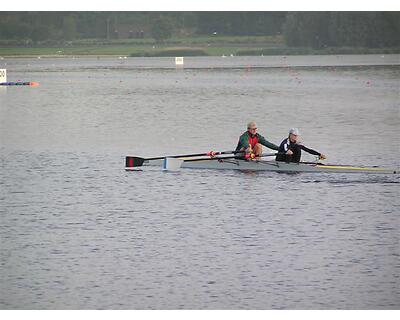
[125,157,397,174]
[0,81,39,86]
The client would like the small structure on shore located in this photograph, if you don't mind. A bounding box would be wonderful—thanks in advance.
[0,69,6,83]
[175,57,184,67]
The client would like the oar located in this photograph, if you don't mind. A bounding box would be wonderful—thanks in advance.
[184,152,278,162]
[162,153,278,170]
[125,150,243,168]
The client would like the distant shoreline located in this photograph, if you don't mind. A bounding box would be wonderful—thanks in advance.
[1,52,399,60]
[1,55,399,72]
[0,35,399,58]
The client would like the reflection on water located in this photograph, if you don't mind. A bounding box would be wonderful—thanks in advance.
[0,56,399,309]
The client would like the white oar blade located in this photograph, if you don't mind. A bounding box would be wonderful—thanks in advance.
[162,157,184,171]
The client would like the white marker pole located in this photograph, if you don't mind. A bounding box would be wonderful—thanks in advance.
[0,69,6,83]
[175,57,184,67]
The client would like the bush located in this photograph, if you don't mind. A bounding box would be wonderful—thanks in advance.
[130,48,208,57]
[236,46,400,56]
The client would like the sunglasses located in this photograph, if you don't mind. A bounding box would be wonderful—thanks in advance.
[248,127,257,130]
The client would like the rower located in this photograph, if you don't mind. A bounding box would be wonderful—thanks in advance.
[276,128,326,163]
[236,121,279,159]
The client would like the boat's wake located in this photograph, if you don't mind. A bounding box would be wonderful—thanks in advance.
[302,176,400,184]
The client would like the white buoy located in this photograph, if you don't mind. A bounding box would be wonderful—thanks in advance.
[175,57,184,66]
[0,69,7,83]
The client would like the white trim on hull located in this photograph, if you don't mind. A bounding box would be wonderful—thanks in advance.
[126,158,398,174]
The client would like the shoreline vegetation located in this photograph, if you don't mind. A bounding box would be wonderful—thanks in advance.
[1,36,399,57]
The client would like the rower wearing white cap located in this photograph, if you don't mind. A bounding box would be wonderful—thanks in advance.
[276,128,326,163]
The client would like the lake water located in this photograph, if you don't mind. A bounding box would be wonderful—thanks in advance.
[0,55,399,309]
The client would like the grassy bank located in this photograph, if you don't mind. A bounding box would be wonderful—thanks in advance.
[0,35,283,48]
[0,45,234,56]
[236,47,400,56]
[1,45,399,57]
[0,35,281,57]
[0,35,399,57]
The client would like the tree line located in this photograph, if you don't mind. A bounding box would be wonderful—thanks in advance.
[284,12,400,48]
[0,12,399,48]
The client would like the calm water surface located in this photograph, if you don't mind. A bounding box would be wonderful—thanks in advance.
[0,55,399,309]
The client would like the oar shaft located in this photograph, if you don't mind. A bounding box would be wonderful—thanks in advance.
[145,150,241,161]
[125,151,281,168]
[184,152,278,162]
[126,150,240,168]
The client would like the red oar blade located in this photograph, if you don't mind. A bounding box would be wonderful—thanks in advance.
[125,156,145,168]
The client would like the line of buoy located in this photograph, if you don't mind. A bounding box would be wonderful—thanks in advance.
[0,82,39,86]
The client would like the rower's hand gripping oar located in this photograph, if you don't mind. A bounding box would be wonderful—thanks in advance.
[126,150,243,168]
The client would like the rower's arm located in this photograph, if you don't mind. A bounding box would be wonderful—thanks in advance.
[258,135,279,151]
[300,145,321,156]
[237,134,250,150]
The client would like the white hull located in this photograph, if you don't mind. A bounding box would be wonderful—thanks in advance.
[126,158,397,174]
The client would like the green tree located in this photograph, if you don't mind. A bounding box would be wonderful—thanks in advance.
[63,15,77,40]
[284,12,331,48]
[30,25,52,42]
[151,16,172,42]
[285,12,400,49]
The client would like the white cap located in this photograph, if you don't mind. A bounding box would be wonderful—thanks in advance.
[289,128,300,135]
[247,121,257,129]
